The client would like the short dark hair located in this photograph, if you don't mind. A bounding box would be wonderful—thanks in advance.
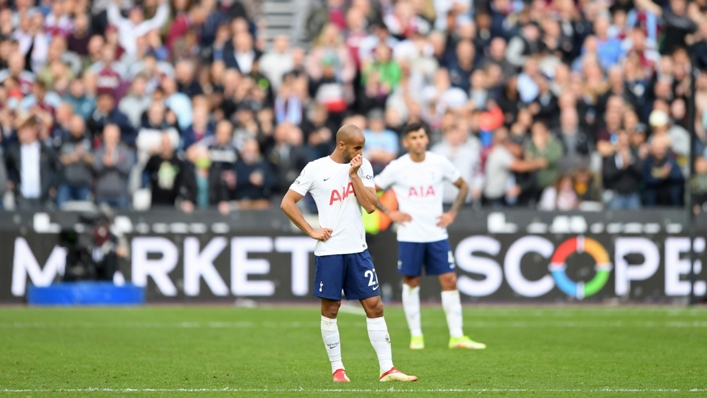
[402,123,427,137]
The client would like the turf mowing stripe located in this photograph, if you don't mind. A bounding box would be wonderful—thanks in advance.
[2,388,707,393]
[3,321,707,328]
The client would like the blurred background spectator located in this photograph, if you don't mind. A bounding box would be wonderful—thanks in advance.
[0,0,704,213]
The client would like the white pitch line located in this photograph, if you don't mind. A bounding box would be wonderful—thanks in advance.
[1,388,706,393]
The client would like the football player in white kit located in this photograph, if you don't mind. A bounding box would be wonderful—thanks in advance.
[375,123,487,350]
[280,124,417,383]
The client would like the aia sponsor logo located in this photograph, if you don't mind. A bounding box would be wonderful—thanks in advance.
[408,186,435,198]
[329,182,356,205]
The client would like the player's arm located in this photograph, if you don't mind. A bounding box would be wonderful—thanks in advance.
[437,177,468,228]
[280,190,332,241]
[375,183,412,224]
[349,155,377,214]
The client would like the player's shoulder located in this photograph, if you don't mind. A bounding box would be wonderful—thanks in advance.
[305,156,333,171]
[426,151,454,166]
[387,154,411,168]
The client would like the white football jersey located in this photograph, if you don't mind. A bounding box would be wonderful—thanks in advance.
[374,152,461,243]
[289,156,375,256]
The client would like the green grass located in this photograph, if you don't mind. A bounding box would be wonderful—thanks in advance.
[0,305,706,397]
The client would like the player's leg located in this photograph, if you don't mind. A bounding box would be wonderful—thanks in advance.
[398,242,425,349]
[314,255,349,381]
[426,240,486,349]
[346,251,417,382]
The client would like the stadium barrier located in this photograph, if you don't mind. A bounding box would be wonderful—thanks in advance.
[1,209,706,304]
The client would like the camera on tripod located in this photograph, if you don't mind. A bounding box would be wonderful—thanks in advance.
[58,207,120,282]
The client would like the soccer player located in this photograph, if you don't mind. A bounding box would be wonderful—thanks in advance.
[280,124,417,383]
[374,123,487,350]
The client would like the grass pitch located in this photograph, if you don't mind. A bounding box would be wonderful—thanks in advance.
[0,305,706,397]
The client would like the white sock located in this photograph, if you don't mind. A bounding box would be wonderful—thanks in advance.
[441,290,464,338]
[402,284,422,337]
[321,316,344,374]
[366,317,394,374]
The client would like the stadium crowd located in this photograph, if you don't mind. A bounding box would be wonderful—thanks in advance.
[1,0,707,213]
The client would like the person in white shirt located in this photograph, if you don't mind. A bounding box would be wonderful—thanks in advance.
[106,0,170,57]
[374,123,487,350]
[280,125,417,383]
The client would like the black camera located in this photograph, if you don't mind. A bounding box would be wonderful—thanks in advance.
[58,209,118,282]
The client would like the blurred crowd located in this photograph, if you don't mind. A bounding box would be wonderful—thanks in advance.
[1,0,707,214]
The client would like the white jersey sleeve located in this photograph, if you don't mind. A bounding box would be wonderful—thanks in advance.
[289,162,315,196]
[441,156,462,183]
[360,158,376,189]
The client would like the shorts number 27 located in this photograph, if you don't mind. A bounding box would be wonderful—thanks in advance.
[364,269,379,286]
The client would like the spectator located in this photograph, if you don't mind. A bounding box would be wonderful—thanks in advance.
[234,138,275,209]
[274,77,303,126]
[648,109,690,175]
[573,166,602,204]
[421,68,468,123]
[483,129,547,207]
[67,13,92,55]
[259,35,295,92]
[182,103,214,150]
[603,130,643,209]
[106,0,170,57]
[446,39,475,92]
[144,133,183,207]
[93,124,135,209]
[136,101,180,182]
[361,42,402,98]
[5,116,59,209]
[528,74,560,127]
[538,174,579,211]
[593,14,624,70]
[88,90,136,146]
[161,75,192,131]
[63,79,95,122]
[165,3,208,53]
[555,107,593,171]
[307,24,356,113]
[0,52,35,95]
[57,115,93,206]
[430,121,483,204]
[174,59,203,98]
[19,80,62,114]
[267,123,311,195]
[505,22,544,69]
[363,108,399,174]
[527,121,564,194]
[180,144,231,214]
[118,75,152,129]
[596,109,623,157]
[224,31,261,74]
[691,156,707,214]
[480,37,516,82]
[642,135,684,207]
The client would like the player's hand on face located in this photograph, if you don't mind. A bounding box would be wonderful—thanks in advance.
[436,212,455,228]
[349,154,362,176]
[389,211,412,224]
[310,227,333,241]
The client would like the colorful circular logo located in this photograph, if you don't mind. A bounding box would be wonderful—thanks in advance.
[549,236,612,299]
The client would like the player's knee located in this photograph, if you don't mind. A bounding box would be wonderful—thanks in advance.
[321,300,341,318]
[365,298,384,318]
[403,276,421,288]
[439,273,457,290]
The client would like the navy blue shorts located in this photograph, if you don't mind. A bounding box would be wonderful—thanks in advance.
[397,240,456,277]
[314,250,381,301]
